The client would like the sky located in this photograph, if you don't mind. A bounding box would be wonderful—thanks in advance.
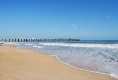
[0,0,118,40]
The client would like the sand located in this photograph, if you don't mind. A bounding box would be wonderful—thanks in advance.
[0,44,117,80]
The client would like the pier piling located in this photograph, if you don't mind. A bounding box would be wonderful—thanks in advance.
[0,38,80,42]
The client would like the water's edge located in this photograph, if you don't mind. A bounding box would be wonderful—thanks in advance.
[8,43,118,79]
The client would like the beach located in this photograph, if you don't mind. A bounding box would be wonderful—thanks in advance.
[0,44,117,80]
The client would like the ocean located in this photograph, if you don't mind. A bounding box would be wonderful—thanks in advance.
[4,40,118,79]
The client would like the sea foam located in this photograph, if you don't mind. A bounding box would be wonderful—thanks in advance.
[39,43,118,48]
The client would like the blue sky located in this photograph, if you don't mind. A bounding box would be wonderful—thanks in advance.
[0,0,118,40]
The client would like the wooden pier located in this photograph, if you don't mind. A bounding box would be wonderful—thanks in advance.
[0,38,80,42]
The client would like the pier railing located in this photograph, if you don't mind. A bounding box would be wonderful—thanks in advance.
[0,38,80,42]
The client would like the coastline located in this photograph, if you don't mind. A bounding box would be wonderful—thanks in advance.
[0,44,117,80]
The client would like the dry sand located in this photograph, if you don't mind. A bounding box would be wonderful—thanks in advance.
[0,44,117,80]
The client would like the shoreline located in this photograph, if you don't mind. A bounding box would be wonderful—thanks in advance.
[0,44,117,80]
[48,54,118,79]
[16,44,118,79]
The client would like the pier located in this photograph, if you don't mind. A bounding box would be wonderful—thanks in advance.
[0,38,80,42]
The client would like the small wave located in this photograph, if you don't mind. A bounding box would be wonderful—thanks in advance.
[109,73,118,79]
[39,43,118,48]
[25,44,34,46]
[5,42,14,44]
[5,42,20,45]
[33,45,44,48]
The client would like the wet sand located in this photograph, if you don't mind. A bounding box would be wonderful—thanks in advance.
[0,44,117,80]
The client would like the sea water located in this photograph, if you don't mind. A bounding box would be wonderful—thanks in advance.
[5,40,118,79]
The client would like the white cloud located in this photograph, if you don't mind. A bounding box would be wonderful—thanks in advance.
[72,24,77,29]
[72,26,77,29]
[105,16,113,19]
